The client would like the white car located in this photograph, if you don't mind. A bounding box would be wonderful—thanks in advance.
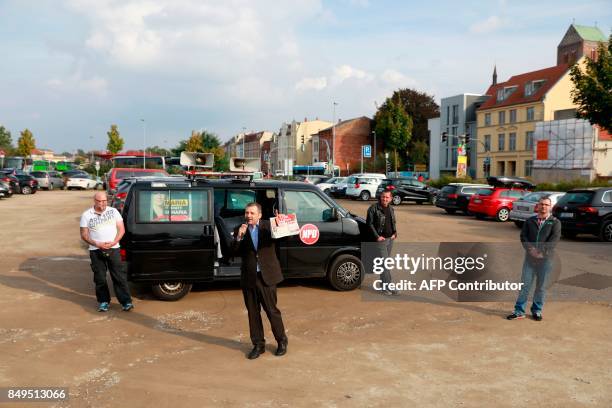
[317,177,347,196]
[66,174,101,190]
[509,191,565,227]
[345,173,387,201]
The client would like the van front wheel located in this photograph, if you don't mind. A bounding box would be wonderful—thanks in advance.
[328,254,362,291]
[151,282,192,301]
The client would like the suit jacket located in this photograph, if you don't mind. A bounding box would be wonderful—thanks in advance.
[232,219,284,288]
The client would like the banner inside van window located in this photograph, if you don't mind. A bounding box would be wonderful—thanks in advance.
[138,190,209,223]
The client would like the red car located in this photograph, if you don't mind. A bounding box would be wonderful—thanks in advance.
[107,167,169,195]
[468,177,534,222]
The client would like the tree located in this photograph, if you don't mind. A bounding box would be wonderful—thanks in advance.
[185,131,203,152]
[106,124,124,154]
[374,97,413,173]
[0,126,13,153]
[570,34,612,132]
[171,140,188,157]
[147,145,172,157]
[200,131,221,149]
[386,88,439,144]
[410,140,429,165]
[17,129,36,157]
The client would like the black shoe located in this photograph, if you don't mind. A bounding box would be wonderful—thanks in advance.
[247,345,265,360]
[506,313,525,320]
[275,341,288,357]
[532,313,543,321]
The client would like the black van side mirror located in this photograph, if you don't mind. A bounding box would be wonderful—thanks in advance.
[326,207,339,221]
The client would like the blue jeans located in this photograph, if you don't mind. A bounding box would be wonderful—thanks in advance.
[514,256,553,316]
[377,239,394,285]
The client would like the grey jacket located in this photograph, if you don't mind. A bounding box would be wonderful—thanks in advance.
[366,202,397,241]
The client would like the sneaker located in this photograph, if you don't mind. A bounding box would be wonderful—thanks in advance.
[506,313,525,320]
[98,302,110,312]
[532,313,543,321]
[121,303,134,312]
[381,290,399,296]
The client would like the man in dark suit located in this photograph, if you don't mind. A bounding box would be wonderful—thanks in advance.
[232,202,288,359]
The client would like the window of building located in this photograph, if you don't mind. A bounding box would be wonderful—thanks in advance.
[526,107,535,121]
[524,80,546,97]
[509,133,516,151]
[452,105,459,125]
[451,149,458,167]
[508,160,516,176]
[498,111,506,125]
[509,109,517,123]
[496,86,517,102]
[498,134,505,151]
[525,131,534,150]
[484,135,491,152]
[451,127,458,146]
[524,160,533,177]
[484,113,491,126]
[446,106,450,125]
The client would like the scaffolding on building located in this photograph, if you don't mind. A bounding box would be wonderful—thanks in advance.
[533,119,594,170]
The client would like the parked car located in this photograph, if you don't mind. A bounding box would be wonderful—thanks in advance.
[345,173,387,201]
[552,188,612,242]
[509,191,565,227]
[436,183,490,214]
[0,170,20,195]
[0,183,9,198]
[121,178,367,300]
[375,178,439,205]
[316,177,347,196]
[14,174,39,194]
[468,176,534,222]
[66,174,101,190]
[107,168,169,196]
[30,171,65,190]
[295,175,330,185]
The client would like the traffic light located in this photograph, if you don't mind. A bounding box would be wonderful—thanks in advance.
[465,134,471,144]
[442,132,448,143]
[301,135,305,145]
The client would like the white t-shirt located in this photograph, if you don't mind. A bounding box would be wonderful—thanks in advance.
[80,207,123,251]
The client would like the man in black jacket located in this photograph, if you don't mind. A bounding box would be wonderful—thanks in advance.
[232,202,288,359]
[507,196,561,321]
[366,190,398,295]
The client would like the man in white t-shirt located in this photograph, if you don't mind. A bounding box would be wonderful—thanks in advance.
[80,191,133,312]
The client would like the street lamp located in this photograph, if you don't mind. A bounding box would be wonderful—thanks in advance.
[242,126,246,158]
[332,101,338,174]
[371,130,377,172]
[141,118,146,169]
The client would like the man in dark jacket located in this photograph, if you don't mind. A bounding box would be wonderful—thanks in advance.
[507,196,561,321]
[366,190,398,295]
[232,202,288,359]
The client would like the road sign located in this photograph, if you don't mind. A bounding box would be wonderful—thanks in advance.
[363,145,372,158]
[414,164,426,172]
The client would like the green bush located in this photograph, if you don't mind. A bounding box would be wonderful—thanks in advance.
[534,178,611,192]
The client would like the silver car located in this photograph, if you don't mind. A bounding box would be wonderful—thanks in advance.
[509,191,565,227]
[30,171,65,190]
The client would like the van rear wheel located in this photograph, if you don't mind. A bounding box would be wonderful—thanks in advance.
[328,254,362,291]
[151,282,192,301]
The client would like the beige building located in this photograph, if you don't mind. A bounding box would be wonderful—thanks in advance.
[273,118,332,174]
[476,63,578,179]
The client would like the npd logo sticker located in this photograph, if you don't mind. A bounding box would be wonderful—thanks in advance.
[299,224,319,245]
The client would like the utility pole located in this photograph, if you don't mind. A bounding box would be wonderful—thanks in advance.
[332,101,338,175]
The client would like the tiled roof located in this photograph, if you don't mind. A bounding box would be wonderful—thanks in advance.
[478,64,569,110]
[573,24,607,42]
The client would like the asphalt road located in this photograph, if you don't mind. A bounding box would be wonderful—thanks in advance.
[0,190,610,407]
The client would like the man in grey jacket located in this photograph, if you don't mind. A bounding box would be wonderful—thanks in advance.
[507,196,561,321]
[366,190,398,296]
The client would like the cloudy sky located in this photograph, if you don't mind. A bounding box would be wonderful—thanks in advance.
[0,0,610,152]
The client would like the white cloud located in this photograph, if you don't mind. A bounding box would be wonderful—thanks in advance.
[379,69,418,87]
[295,77,328,91]
[46,74,109,97]
[469,16,505,34]
[331,64,374,85]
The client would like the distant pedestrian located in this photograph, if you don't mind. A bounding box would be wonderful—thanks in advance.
[366,190,398,296]
[80,191,133,312]
[507,196,560,321]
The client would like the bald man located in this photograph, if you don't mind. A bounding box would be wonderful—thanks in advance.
[80,192,133,312]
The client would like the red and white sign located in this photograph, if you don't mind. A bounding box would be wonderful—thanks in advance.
[299,224,319,245]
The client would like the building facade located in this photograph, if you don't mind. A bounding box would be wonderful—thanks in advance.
[475,63,579,179]
[273,119,332,175]
[428,94,487,178]
[557,24,608,65]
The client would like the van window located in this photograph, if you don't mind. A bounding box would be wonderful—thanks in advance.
[227,190,257,210]
[137,190,209,222]
[285,190,334,222]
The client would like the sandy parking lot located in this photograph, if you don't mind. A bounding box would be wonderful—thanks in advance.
[0,190,611,407]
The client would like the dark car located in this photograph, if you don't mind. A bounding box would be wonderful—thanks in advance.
[0,170,21,195]
[0,183,9,198]
[15,174,39,194]
[552,188,612,242]
[375,178,439,205]
[120,178,368,300]
[436,183,490,214]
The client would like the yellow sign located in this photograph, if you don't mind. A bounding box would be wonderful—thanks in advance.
[456,156,467,178]
[414,164,427,172]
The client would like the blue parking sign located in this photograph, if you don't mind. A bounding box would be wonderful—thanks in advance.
[363,145,372,158]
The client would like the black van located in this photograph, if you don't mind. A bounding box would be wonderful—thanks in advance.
[120,178,369,300]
